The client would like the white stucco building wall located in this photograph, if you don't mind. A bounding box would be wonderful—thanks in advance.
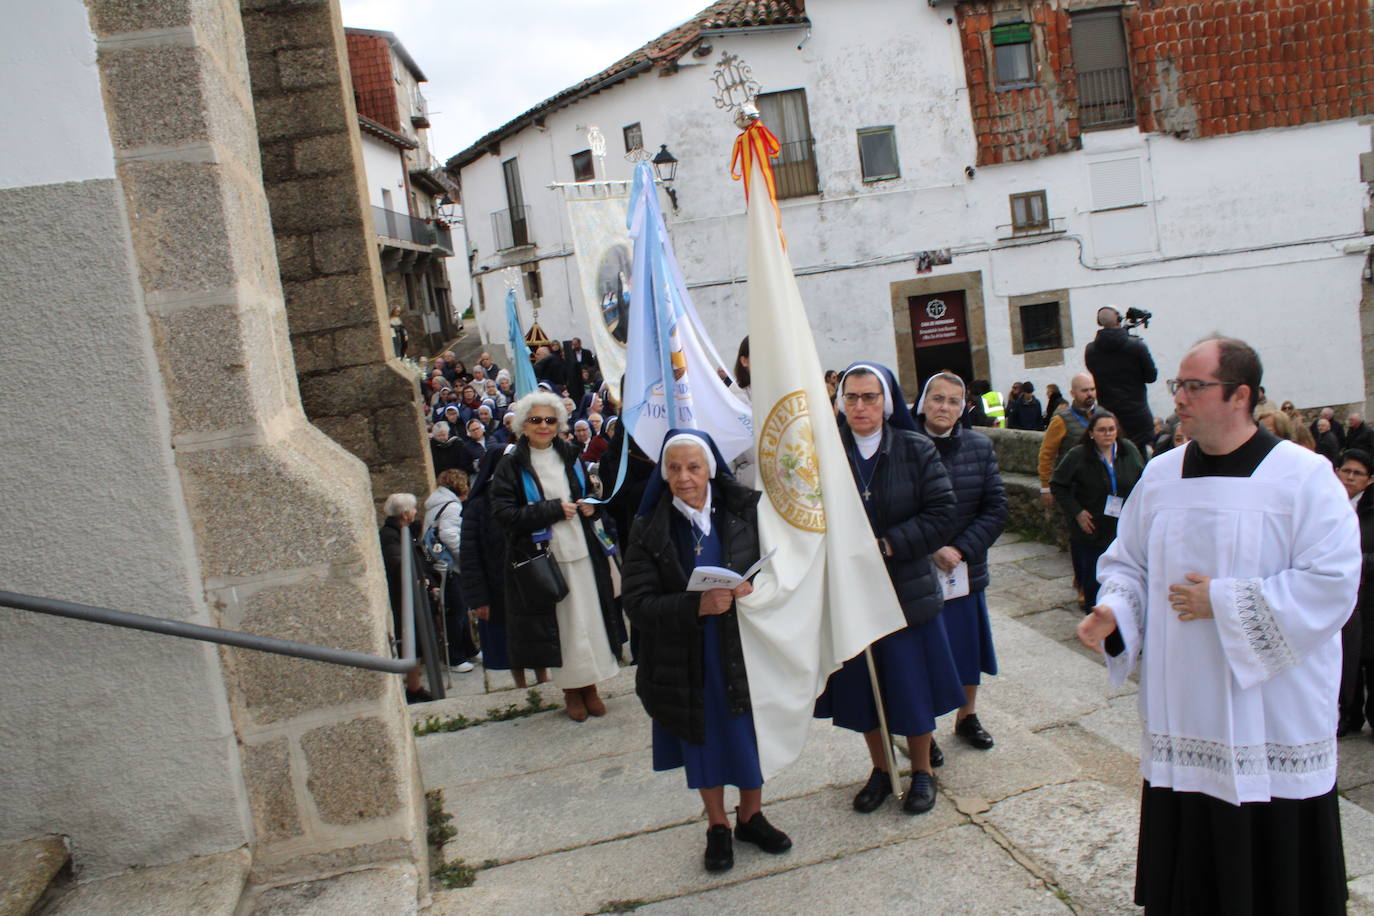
[360,133,407,210]
[0,1,251,875]
[453,0,1370,417]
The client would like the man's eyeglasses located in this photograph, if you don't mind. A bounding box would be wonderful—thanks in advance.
[842,392,883,406]
[524,416,559,426]
[1338,467,1370,478]
[1167,378,1234,397]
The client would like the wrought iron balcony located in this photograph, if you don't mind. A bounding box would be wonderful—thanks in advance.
[373,204,436,247]
[492,205,533,250]
[769,138,820,199]
[1077,67,1135,129]
[433,223,454,255]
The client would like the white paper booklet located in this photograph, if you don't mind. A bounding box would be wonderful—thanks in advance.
[686,548,777,592]
[938,561,970,601]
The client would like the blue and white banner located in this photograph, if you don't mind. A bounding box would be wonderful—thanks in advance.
[505,289,538,398]
[620,163,752,464]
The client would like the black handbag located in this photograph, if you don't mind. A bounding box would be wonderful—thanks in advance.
[510,545,569,607]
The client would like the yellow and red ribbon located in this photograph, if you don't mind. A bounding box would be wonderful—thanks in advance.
[731,121,786,246]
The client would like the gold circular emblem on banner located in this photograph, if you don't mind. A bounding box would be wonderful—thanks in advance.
[758,390,826,532]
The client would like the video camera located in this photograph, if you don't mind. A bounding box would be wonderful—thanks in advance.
[1122,307,1153,330]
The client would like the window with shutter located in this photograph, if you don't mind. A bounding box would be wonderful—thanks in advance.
[1070,8,1135,129]
[991,22,1035,88]
[756,89,819,198]
[571,149,594,182]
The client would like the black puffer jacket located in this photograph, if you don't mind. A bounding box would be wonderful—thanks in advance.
[842,424,957,627]
[623,478,759,745]
[1084,327,1158,442]
[916,419,1008,593]
[459,487,506,626]
[490,438,622,669]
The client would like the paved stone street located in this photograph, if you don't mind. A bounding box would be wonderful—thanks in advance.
[414,533,1374,914]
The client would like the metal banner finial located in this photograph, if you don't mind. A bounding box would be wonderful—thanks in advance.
[712,52,761,114]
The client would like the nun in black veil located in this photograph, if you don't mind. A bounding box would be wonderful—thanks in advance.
[622,429,792,873]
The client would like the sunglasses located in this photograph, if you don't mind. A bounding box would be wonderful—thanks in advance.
[524,416,559,426]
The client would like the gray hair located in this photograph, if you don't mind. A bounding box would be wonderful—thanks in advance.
[509,390,568,434]
[432,421,450,437]
[382,492,417,517]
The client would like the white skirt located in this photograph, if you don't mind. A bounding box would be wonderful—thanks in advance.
[551,555,619,689]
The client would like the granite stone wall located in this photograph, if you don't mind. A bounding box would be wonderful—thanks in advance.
[240,0,434,513]
[85,0,425,893]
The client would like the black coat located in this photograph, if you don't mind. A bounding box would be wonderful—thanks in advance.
[534,353,568,390]
[1357,488,1374,660]
[1316,430,1342,467]
[430,437,466,475]
[1346,423,1374,456]
[489,438,622,668]
[459,488,507,627]
[459,437,491,476]
[379,518,425,639]
[623,479,759,745]
[842,425,957,627]
[1006,395,1043,430]
[1050,440,1146,547]
[916,420,1008,594]
[1084,328,1159,443]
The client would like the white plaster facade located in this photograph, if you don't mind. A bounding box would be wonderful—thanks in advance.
[452,0,1370,417]
[360,132,407,210]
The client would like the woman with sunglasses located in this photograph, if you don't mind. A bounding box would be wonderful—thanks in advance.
[490,391,624,721]
[1050,410,1145,609]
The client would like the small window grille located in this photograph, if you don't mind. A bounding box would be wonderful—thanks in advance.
[1019,302,1062,351]
[623,122,643,152]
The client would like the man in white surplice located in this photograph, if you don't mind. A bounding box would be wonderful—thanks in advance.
[1078,337,1359,913]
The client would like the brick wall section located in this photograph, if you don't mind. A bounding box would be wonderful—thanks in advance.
[345,31,399,130]
[957,0,1374,166]
[242,0,434,515]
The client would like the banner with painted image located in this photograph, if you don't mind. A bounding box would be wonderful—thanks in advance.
[564,185,632,397]
[620,163,753,464]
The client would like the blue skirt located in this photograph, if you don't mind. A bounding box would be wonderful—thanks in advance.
[942,591,997,686]
[815,616,966,737]
[477,617,511,671]
[652,617,763,790]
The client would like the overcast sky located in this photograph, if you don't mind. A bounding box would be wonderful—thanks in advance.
[338,0,711,161]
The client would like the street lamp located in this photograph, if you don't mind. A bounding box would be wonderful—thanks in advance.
[652,144,679,211]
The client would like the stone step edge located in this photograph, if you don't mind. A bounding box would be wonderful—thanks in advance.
[0,835,70,916]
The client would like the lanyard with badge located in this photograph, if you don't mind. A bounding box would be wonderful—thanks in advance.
[1069,406,1093,429]
[1101,442,1125,517]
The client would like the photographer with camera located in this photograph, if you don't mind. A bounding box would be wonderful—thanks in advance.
[1084,306,1158,453]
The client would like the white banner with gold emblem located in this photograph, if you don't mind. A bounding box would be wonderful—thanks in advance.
[735,129,907,780]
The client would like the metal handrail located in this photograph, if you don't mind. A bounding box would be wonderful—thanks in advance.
[0,529,437,676]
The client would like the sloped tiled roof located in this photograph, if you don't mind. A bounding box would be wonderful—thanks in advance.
[346,31,400,131]
[446,0,807,171]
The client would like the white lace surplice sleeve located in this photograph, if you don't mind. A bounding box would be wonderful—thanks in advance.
[1208,465,1360,690]
[1094,474,1152,687]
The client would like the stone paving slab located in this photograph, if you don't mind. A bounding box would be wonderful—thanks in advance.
[46,849,249,916]
[631,823,1068,916]
[1035,722,1142,793]
[1017,551,1076,580]
[1341,796,1374,881]
[927,706,1081,804]
[430,785,966,916]
[419,694,650,789]
[987,540,1063,565]
[982,779,1139,916]
[1072,692,1145,759]
[437,718,887,867]
[249,865,420,915]
[410,668,638,726]
[976,612,1131,733]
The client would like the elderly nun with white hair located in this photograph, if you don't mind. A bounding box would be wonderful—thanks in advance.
[623,429,791,874]
[490,390,623,721]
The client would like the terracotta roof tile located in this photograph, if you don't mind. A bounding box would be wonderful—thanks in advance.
[447,0,807,170]
[346,31,400,131]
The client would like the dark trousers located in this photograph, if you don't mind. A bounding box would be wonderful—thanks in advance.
[1070,541,1108,610]
[441,571,477,664]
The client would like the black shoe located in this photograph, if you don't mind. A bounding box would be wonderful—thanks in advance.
[853,767,893,813]
[405,688,433,705]
[929,737,945,768]
[734,809,792,854]
[956,714,995,750]
[704,824,733,872]
[902,771,938,815]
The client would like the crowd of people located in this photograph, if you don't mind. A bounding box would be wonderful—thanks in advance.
[376,321,1367,911]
